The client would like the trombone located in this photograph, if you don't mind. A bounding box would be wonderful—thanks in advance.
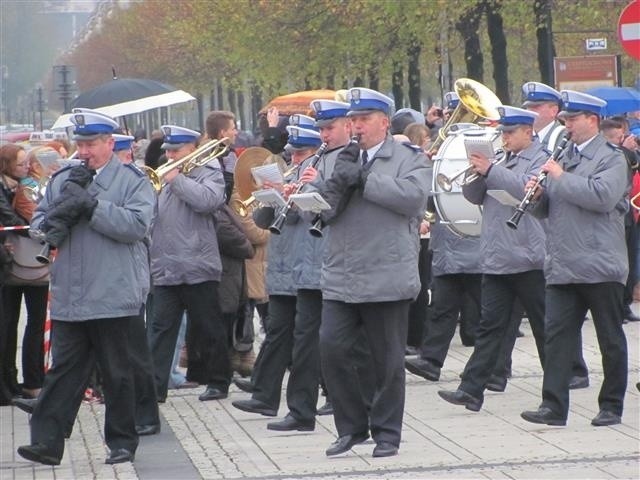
[141,137,229,192]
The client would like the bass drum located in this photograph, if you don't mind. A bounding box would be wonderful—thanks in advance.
[432,125,502,237]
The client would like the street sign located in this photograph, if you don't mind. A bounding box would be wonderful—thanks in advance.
[554,55,620,90]
[618,0,640,60]
[586,38,607,51]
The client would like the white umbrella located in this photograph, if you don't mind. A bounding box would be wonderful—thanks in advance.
[52,89,195,130]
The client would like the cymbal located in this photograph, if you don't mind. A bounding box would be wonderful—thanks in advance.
[234,147,274,200]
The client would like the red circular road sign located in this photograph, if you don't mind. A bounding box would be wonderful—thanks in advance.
[618,0,640,60]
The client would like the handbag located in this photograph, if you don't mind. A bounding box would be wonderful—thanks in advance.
[5,232,49,285]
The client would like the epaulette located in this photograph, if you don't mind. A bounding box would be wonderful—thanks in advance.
[124,162,145,177]
[49,163,75,180]
[401,141,423,152]
[606,141,623,152]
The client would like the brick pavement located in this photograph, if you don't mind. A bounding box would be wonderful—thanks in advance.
[1,318,638,479]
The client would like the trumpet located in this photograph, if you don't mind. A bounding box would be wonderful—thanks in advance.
[436,155,506,192]
[269,142,329,235]
[506,133,571,230]
[141,137,229,192]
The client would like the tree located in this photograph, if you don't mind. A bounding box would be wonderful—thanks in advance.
[484,0,510,104]
[455,1,485,82]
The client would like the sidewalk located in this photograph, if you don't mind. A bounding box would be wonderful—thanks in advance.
[1,319,638,479]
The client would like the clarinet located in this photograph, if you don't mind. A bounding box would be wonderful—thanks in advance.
[506,133,572,230]
[309,135,361,238]
[268,142,329,234]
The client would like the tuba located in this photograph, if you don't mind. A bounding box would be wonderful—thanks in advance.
[428,78,502,157]
[141,137,229,192]
[231,147,279,217]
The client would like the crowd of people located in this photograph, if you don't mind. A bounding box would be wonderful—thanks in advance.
[0,78,638,466]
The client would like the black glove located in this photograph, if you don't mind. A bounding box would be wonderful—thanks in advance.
[333,156,365,189]
[333,142,369,189]
[41,192,91,246]
[336,141,360,163]
[66,165,95,188]
[59,182,98,220]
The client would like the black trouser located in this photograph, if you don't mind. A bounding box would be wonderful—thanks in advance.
[407,239,432,348]
[320,299,410,448]
[2,284,48,390]
[286,289,323,421]
[128,306,159,426]
[542,283,627,419]
[250,294,297,410]
[419,273,481,367]
[497,300,588,380]
[460,271,546,399]
[148,281,229,400]
[30,318,138,459]
[47,305,158,438]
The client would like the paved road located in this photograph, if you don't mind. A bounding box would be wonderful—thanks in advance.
[1,318,638,479]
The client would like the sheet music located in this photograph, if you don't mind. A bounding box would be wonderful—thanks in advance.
[251,188,287,208]
[251,163,284,186]
[464,138,495,160]
[487,189,520,207]
[289,192,331,212]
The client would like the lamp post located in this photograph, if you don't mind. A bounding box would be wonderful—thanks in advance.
[36,85,44,130]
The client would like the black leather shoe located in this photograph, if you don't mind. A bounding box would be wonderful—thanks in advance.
[372,441,398,458]
[591,410,621,426]
[438,389,482,412]
[17,444,61,465]
[325,432,370,456]
[568,376,589,390]
[13,397,37,414]
[232,398,277,416]
[267,414,315,431]
[198,386,228,401]
[233,377,253,393]
[520,407,566,426]
[135,423,160,436]
[486,375,507,392]
[105,448,135,464]
[317,400,333,416]
[405,357,441,381]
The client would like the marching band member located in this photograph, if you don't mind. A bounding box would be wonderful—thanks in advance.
[522,82,566,151]
[521,91,629,427]
[438,106,548,411]
[19,110,155,465]
[147,125,229,403]
[264,100,355,431]
[520,82,591,389]
[232,125,322,419]
[317,88,430,458]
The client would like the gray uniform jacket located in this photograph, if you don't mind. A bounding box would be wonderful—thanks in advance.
[540,120,566,151]
[430,221,482,276]
[292,147,341,290]
[463,140,547,274]
[531,134,629,285]
[253,205,297,296]
[150,163,225,286]
[321,135,431,303]
[31,156,155,321]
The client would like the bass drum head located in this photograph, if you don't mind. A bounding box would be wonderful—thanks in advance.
[432,125,501,237]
